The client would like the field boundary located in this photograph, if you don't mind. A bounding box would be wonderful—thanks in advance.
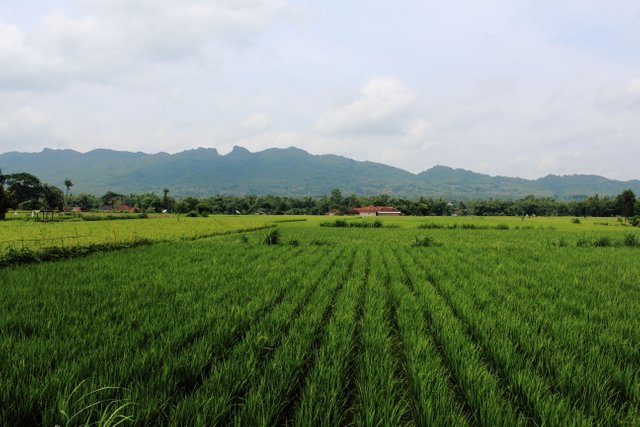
[0,224,277,269]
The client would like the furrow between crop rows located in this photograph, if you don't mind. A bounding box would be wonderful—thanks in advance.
[396,248,526,426]
[406,248,591,426]
[241,248,359,425]
[289,247,370,426]
[167,247,348,425]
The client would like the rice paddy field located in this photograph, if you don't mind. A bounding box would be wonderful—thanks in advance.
[1,215,639,425]
[0,215,280,256]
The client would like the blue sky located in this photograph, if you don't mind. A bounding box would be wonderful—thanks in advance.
[0,0,639,179]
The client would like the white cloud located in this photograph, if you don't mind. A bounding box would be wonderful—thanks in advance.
[316,77,417,135]
[628,78,640,97]
[241,113,272,131]
[0,0,289,92]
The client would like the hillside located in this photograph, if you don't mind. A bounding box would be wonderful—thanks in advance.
[1,147,639,199]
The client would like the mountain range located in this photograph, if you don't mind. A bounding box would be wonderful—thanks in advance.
[1,146,638,199]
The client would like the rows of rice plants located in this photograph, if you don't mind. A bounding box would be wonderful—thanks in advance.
[1,217,638,425]
[419,244,640,424]
[0,215,277,256]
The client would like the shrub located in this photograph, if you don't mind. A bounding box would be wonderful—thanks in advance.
[418,223,444,229]
[576,235,591,247]
[550,238,568,247]
[320,219,349,227]
[592,237,612,247]
[413,235,439,247]
[310,239,333,246]
[289,239,300,247]
[185,211,198,218]
[571,218,581,224]
[630,216,640,227]
[264,229,280,245]
[240,234,249,244]
[623,233,639,247]
[494,224,509,230]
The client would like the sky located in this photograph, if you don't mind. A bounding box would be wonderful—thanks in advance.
[0,0,639,180]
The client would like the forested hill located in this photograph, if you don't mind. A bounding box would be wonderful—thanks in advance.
[1,146,639,199]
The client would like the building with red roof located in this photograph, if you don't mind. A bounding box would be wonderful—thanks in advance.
[352,206,402,216]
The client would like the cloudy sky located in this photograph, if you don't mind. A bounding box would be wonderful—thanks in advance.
[1,1,639,180]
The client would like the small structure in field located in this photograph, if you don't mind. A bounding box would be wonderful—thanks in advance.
[352,206,402,216]
[116,205,135,213]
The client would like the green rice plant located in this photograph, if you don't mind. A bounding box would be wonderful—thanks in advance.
[56,379,134,426]
[350,249,408,425]
[293,250,367,426]
[1,216,640,425]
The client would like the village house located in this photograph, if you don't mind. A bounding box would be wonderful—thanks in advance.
[352,206,402,216]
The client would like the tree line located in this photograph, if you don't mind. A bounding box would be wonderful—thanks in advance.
[1,171,638,221]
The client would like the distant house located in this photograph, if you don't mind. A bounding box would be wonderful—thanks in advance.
[352,206,402,216]
[72,207,82,212]
[116,205,135,213]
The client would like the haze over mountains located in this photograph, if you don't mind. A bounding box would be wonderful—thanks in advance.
[1,147,638,200]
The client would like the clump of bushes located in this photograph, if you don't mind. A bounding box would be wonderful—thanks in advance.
[623,233,639,247]
[0,239,154,268]
[309,239,333,246]
[550,237,568,247]
[592,236,612,247]
[574,234,640,248]
[418,223,444,229]
[571,218,581,224]
[264,229,281,245]
[413,235,441,247]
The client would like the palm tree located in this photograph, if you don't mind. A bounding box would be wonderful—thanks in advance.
[64,178,73,211]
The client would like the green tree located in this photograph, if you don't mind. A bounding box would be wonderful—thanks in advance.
[0,168,8,220]
[71,193,99,211]
[163,188,171,211]
[100,191,124,210]
[5,172,43,209]
[42,184,64,210]
[616,189,636,219]
[329,188,344,210]
[64,178,73,210]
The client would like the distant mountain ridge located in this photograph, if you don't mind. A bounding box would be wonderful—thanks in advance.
[1,146,638,199]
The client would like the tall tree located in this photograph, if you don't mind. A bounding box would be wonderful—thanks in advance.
[0,168,8,220]
[100,191,124,210]
[5,172,42,210]
[42,184,64,211]
[64,178,73,210]
[616,189,636,219]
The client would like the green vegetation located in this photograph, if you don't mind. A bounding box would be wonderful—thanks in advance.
[1,216,639,425]
[0,215,278,258]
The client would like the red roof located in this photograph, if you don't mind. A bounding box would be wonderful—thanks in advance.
[352,205,400,213]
